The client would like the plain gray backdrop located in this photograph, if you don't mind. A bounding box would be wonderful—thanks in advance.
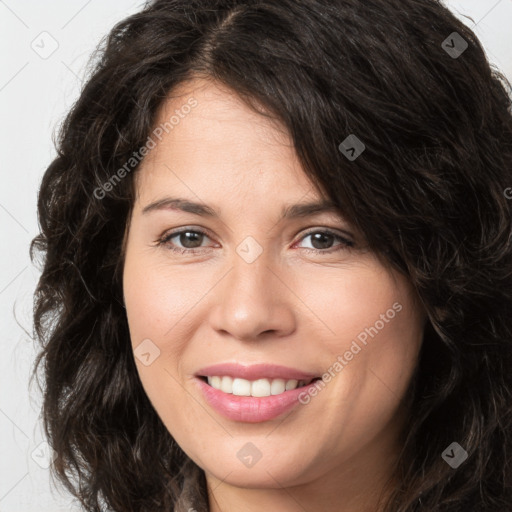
[0,1,510,510]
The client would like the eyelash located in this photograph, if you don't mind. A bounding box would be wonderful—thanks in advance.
[155,227,355,255]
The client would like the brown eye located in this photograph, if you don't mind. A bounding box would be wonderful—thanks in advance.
[158,228,213,254]
[169,231,205,249]
[296,229,354,253]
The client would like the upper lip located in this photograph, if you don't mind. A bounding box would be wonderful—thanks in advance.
[195,363,318,381]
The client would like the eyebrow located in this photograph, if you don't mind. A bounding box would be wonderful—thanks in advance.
[141,196,343,220]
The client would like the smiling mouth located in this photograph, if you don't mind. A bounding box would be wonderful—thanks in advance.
[199,375,321,397]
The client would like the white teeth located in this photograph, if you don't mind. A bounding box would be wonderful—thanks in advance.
[270,378,285,395]
[285,379,298,391]
[232,378,251,396]
[206,376,310,397]
[210,376,222,389]
[220,375,233,393]
[251,378,271,397]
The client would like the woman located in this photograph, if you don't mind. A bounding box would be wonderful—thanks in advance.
[31,0,512,510]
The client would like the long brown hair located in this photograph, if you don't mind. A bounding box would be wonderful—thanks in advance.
[31,0,512,510]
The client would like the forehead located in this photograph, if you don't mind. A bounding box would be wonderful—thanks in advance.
[153,76,289,146]
[133,77,323,206]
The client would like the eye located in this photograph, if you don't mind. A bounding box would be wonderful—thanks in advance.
[155,227,355,255]
[294,229,355,254]
[156,228,214,255]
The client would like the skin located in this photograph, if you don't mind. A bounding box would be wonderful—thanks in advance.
[122,76,428,512]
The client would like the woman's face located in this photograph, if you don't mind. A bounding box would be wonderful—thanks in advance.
[123,77,427,500]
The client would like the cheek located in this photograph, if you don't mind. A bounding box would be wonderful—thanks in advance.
[303,264,423,395]
[122,256,200,421]
[123,252,209,345]
[299,263,406,346]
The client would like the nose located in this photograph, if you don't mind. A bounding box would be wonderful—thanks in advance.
[207,253,297,342]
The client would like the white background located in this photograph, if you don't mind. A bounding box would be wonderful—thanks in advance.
[0,1,511,510]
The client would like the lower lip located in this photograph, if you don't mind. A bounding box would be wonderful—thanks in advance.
[195,377,318,423]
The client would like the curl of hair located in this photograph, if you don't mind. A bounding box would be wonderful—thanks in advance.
[31,0,512,510]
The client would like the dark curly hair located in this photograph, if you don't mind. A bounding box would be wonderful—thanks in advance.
[30,0,512,510]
